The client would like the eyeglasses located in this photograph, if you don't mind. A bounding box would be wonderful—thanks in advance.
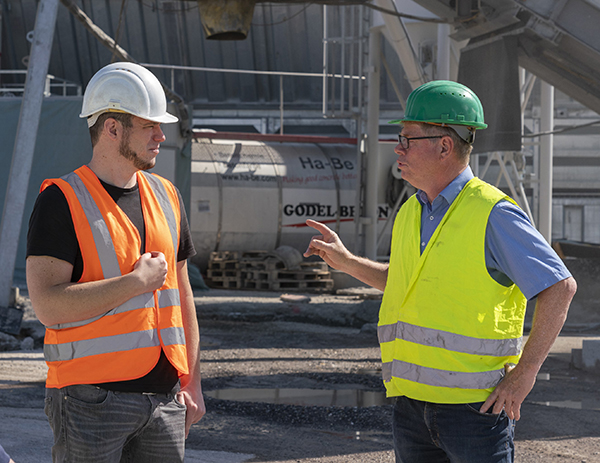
[397,135,443,150]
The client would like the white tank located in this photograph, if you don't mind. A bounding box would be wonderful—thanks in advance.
[189,137,399,270]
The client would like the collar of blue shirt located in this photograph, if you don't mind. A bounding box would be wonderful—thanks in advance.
[416,166,474,212]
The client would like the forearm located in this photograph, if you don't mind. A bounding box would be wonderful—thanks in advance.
[27,253,166,327]
[175,261,206,435]
[178,261,202,387]
[519,276,577,373]
[344,254,389,292]
[27,258,145,326]
[480,276,577,419]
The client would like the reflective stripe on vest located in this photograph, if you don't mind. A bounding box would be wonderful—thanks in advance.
[381,360,504,390]
[63,171,121,279]
[44,326,186,362]
[45,329,160,362]
[377,321,523,357]
[161,326,186,346]
[62,171,179,280]
[141,172,178,255]
[46,288,180,331]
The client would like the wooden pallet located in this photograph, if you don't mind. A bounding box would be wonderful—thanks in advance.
[207,268,240,279]
[207,277,243,289]
[242,260,333,292]
[239,250,270,261]
[207,260,239,271]
[210,251,241,262]
[238,259,285,271]
[243,280,272,290]
[268,279,334,291]
[207,250,334,293]
[242,268,330,282]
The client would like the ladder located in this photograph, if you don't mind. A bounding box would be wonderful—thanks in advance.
[322,4,371,254]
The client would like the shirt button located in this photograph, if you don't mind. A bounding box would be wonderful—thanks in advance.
[421,242,426,247]
[430,216,434,220]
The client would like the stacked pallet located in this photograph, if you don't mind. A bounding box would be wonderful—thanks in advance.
[206,251,243,289]
[206,250,334,292]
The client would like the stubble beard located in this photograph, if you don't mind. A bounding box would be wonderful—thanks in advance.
[118,129,155,171]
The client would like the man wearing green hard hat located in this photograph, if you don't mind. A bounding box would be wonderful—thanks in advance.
[305,80,576,462]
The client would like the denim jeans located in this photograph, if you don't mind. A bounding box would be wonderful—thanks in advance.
[44,384,186,463]
[392,396,515,463]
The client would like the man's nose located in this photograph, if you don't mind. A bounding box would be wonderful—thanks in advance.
[394,143,406,155]
[153,125,166,142]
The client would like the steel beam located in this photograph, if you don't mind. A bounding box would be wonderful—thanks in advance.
[364,27,382,260]
[0,0,59,309]
[539,81,554,242]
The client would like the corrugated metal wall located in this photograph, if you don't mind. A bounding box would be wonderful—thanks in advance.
[0,1,410,109]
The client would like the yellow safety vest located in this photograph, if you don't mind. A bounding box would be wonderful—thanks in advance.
[379,177,526,403]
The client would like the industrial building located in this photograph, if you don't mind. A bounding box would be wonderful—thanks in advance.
[0,0,599,298]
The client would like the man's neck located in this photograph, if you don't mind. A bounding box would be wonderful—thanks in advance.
[88,153,138,189]
[422,164,468,204]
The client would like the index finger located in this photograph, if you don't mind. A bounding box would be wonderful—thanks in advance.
[305,219,334,237]
[479,391,497,414]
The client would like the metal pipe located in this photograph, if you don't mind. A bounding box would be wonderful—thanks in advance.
[539,81,554,242]
[348,6,354,112]
[0,0,59,308]
[356,6,366,113]
[381,52,406,109]
[322,5,328,116]
[340,6,346,113]
[364,27,382,260]
[279,75,284,134]
[436,23,451,80]
[377,184,408,246]
[375,0,426,90]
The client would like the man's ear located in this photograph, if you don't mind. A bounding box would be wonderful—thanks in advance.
[439,135,454,161]
[103,117,120,141]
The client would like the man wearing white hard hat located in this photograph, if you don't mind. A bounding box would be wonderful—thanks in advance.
[26,62,205,462]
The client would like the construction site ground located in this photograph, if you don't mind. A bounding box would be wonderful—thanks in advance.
[1,287,600,463]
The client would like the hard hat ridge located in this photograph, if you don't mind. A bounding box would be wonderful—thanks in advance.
[81,62,178,127]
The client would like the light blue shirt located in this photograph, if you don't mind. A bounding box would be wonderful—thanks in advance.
[416,167,571,300]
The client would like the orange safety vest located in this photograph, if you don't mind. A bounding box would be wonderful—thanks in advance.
[40,165,189,388]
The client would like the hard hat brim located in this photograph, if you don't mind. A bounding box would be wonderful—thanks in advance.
[152,112,179,124]
[81,109,179,128]
[387,118,487,130]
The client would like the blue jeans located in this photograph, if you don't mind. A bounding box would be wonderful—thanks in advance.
[392,396,515,463]
[44,384,186,463]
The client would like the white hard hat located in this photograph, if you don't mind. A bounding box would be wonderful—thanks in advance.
[80,62,178,127]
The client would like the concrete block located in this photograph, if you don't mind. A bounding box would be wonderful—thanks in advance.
[9,287,19,307]
[0,331,20,351]
[582,340,600,371]
[0,306,23,335]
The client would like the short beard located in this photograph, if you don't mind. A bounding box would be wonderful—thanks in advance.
[118,129,155,171]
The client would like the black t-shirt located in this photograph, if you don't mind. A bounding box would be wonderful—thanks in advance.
[27,177,196,393]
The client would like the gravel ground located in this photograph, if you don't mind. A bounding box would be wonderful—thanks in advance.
[186,290,600,463]
[2,288,600,462]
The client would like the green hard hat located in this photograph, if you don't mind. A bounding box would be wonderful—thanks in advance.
[390,80,488,131]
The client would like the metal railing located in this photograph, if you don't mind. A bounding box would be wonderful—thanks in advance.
[0,70,82,97]
[141,61,365,136]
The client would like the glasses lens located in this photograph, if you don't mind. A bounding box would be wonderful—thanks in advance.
[398,135,409,149]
